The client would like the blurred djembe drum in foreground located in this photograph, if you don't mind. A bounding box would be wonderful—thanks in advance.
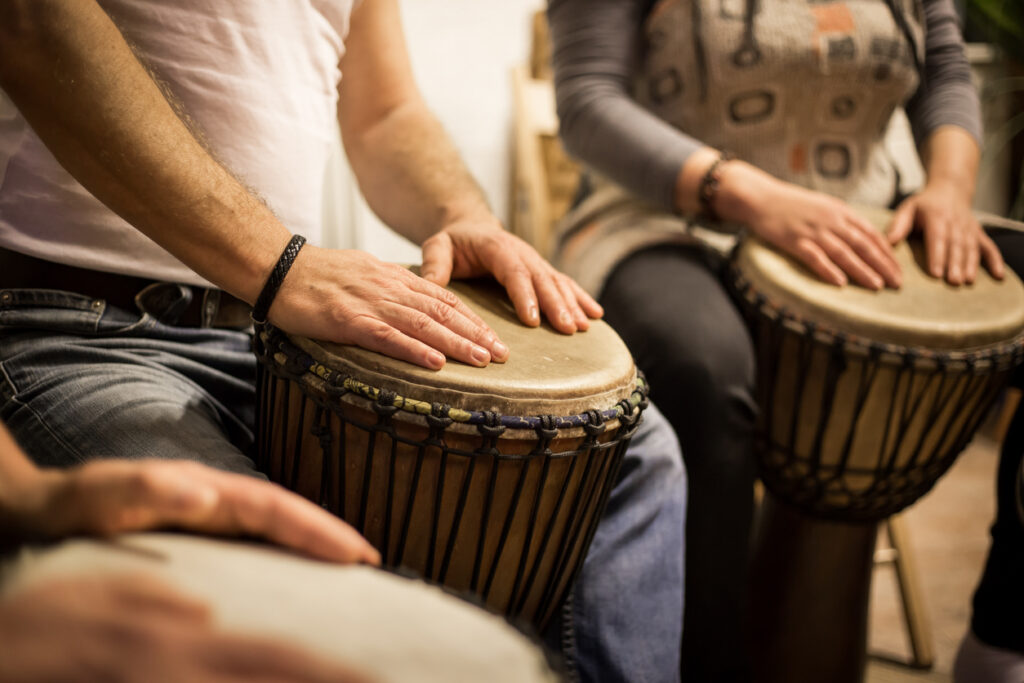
[726,207,1024,683]
[254,276,647,630]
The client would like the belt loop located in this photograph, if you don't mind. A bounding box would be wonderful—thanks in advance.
[201,288,221,328]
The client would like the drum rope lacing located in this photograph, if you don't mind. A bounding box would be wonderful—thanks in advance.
[254,325,649,433]
[726,263,1024,521]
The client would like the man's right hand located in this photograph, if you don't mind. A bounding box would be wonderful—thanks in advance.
[268,246,509,371]
[0,574,372,683]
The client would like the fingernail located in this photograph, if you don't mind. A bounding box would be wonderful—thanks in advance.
[559,311,574,328]
[428,351,445,369]
[527,303,539,324]
[471,345,490,366]
[492,340,509,360]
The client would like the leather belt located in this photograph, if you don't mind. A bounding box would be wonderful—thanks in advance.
[0,248,253,330]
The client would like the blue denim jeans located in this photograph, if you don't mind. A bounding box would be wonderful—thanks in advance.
[0,284,686,682]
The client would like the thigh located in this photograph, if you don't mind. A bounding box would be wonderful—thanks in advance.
[0,290,257,474]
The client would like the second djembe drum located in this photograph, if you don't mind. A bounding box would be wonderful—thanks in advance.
[726,206,1024,682]
[253,277,646,630]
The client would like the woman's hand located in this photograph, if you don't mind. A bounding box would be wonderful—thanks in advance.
[714,160,902,290]
[887,180,1004,285]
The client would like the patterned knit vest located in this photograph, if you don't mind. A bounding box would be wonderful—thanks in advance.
[635,0,925,206]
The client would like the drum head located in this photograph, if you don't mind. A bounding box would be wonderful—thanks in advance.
[734,206,1024,349]
[289,276,637,417]
[1,534,559,683]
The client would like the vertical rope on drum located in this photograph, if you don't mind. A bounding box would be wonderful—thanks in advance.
[874,355,911,493]
[438,455,477,584]
[482,455,531,600]
[311,404,331,508]
[541,433,602,615]
[396,408,450,568]
[337,415,348,520]
[426,447,449,580]
[508,416,558,618]
[786,320,817,479]
[760,306,785,460]
[518,447,580,617]
[290,392,307,491]
[807,338,847,484]
[363,392,398,546]
[880,361,934,483]
[382,433,399,565]
[833,347,883,499]
[470,412,504,592]
[903,358,958,472]
[532,409,603,619]
[277,381,291,484]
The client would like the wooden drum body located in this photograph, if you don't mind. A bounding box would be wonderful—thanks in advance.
[726,207,1024,682]
[254,278,646,630]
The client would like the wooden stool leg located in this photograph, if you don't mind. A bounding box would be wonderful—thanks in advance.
[886,515,935,669]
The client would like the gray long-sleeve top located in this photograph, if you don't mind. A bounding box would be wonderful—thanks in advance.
[548,0,983,211]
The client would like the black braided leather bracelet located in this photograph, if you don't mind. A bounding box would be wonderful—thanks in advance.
[251,234,306,324]
[697,151,735,222]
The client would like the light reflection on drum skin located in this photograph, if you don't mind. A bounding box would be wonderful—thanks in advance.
[0,533,559,683]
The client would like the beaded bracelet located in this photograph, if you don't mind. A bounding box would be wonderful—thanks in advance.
[697,152,735,222]
[251,234,306,325]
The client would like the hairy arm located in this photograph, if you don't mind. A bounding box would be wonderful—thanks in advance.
[0,0,288,304]
[339,0,602,332]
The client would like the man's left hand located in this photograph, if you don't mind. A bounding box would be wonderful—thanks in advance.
[888,182,1005,286]
[420,218,603,335]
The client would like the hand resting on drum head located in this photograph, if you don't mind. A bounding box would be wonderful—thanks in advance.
[0,423,379,565]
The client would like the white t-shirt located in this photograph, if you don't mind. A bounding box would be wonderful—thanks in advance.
[0,0,354,286]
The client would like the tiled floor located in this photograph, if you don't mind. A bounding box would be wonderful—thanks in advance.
[863,401,1013,682]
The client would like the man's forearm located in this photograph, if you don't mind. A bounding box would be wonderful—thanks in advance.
[343,98,496,244]
[920,126,980,201]
[0,1,289,303]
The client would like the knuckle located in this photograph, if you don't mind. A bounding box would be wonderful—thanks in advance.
[430,300,456,324]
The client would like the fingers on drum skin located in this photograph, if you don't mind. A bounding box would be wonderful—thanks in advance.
[923,219,949,279]
[531,269,577,334]
[492,262,540,327]
[349,316,447,370]
[964,231,980,284]
[946,224,966,285]
[401,272,507,359]
[418,232,455,285]
[191,636,373,683]
[840,220,901,288]
[570,277,604,318]
[817,231,883,290]
[792,237,847,286]
[979,231,1006,279]
[553,272,590,330]
[887,201,917,244]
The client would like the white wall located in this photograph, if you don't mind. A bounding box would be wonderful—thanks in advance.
[322,1,543,263]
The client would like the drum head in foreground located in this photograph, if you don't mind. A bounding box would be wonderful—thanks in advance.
[0,533,559,683]
[288,276,637,418]
[735,206,1024,350]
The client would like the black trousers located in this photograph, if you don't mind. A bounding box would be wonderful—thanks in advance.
[971,227,1024,654]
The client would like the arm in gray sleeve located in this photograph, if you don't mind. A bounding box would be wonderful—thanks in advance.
[548,0,703,210]
[904,0,983,147]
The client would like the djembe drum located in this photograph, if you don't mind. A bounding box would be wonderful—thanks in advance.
[253,277,646,630]
[0,533,559,683]
[725,206,1024,682]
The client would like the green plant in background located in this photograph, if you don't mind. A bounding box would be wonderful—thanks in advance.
[964,0,1024,219]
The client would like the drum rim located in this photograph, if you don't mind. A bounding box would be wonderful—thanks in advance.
[727,264,1024,366]
[255,325,648,434]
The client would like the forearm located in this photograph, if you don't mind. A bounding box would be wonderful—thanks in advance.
[0,1,288,304]
[343,99,495,244]
[920,126,980,201]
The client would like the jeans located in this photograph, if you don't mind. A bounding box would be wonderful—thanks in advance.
[0,283,686,683]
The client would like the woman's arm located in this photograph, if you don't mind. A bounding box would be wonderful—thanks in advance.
[887,0,1003,284]
[548,0,900,290]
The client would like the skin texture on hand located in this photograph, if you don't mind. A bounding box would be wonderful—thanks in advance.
[0,575,373,683]
[713,159,902,290]
[420,218,604,336]
[0,420,379,565]
[887,126,1004,285]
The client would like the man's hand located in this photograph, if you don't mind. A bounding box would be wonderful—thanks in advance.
[887,181,1005,285]
[0,574,372,683]
[269,246,508,370]
[6,459,380,565]
[714,161,903,290]
[420,218,603,334]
